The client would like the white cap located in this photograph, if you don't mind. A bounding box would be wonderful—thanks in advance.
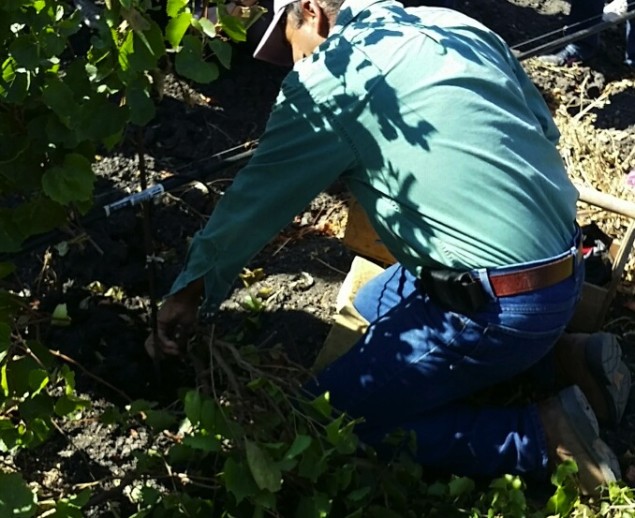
[253,0,297,67]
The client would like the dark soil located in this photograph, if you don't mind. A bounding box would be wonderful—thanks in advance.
[5,0,635,514]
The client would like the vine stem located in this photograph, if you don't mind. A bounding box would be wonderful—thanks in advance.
[136,128,161,382]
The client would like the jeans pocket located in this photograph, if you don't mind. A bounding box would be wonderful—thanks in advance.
[463,321,566,375]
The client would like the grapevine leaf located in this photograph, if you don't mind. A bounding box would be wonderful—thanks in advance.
[284,434,311,460]
[175,35,219,84]
[28,369,49,395]
[54,394,91,417]
[195,17,217,39]
[166,12,192,48]
[0,472,37,517]
[40,28,66,57]
[42,76,76,127]
[245,440,282,492]
[167,0,189,18]
[121,20,165,73]
[217,4,247,42]
[12,196,67,238]
[42,153,95,205]
[77,96,129,141]
[144,409,177,430]
[182,433,220,452]
[126,82,155,126]
[184,390,202,426]
[209,38,232,69]
[9,35,40,70]
[51,303,72,327]
[5,356,40,398]
[223,457,258,504]
[0,58,30,102]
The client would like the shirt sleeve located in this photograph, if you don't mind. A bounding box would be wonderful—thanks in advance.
[168,71,357,315]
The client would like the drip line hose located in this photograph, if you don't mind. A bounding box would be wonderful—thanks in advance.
[513,7,635,61]
[1,144,257,262]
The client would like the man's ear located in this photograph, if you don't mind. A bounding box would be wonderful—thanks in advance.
[302,0,331,36]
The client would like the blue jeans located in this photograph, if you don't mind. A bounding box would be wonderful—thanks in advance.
[306,238,584,478]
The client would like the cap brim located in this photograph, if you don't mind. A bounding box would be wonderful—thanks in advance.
[253,8,293,67]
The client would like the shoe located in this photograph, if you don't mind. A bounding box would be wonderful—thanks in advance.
[603,0,628,22]
[555,332,631,427]
[539,386,621,496]
[537,45,592,66]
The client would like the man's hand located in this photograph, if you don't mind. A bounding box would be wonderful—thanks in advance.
[145,279,203,358]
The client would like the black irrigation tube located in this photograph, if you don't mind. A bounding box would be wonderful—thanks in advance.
[2,144,258,262]
[513,8,635,61]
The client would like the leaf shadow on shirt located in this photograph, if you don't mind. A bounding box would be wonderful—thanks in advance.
[272,1,530,271]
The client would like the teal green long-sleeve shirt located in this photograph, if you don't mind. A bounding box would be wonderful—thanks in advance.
[170,0,579,314]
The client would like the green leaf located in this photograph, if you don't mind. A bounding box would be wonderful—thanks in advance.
[223,457,258,504]
[551,458,578,487]
[42,76,76,126]
[0,58,30,103]
[54,394,91,417]
[175,35,219,84]
[195,17,216,39]
[182,433,220,452]
[245,440,282,492]
[40,28,66,57]
[28,369,49,395]
[295,493,331,518]
[184,390,202,426]
[0,263,15,280]
[126,83,155,126]
[19,394,55,424]
[0,323,10,356]
[347,486,371,503]
[0,472,37,517]
[310,392,332,418]
[54,489,91,517]
[0,211,23,253]
[0,290,21,323]
[448,476,475,498]
[5,356,40,397]
[166,12,192,48]
[9,35,40,70]
[78,96,129,141]
[209,38,232,69]
[12,196,67,239]
[118,20,165,75]
[167,0,189,18]
[144,409,177,430]
[217,4,247,42]
[60,364,76,395]
[42,153,95,205]
[51,303,72,327]
[284,434,311,460]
